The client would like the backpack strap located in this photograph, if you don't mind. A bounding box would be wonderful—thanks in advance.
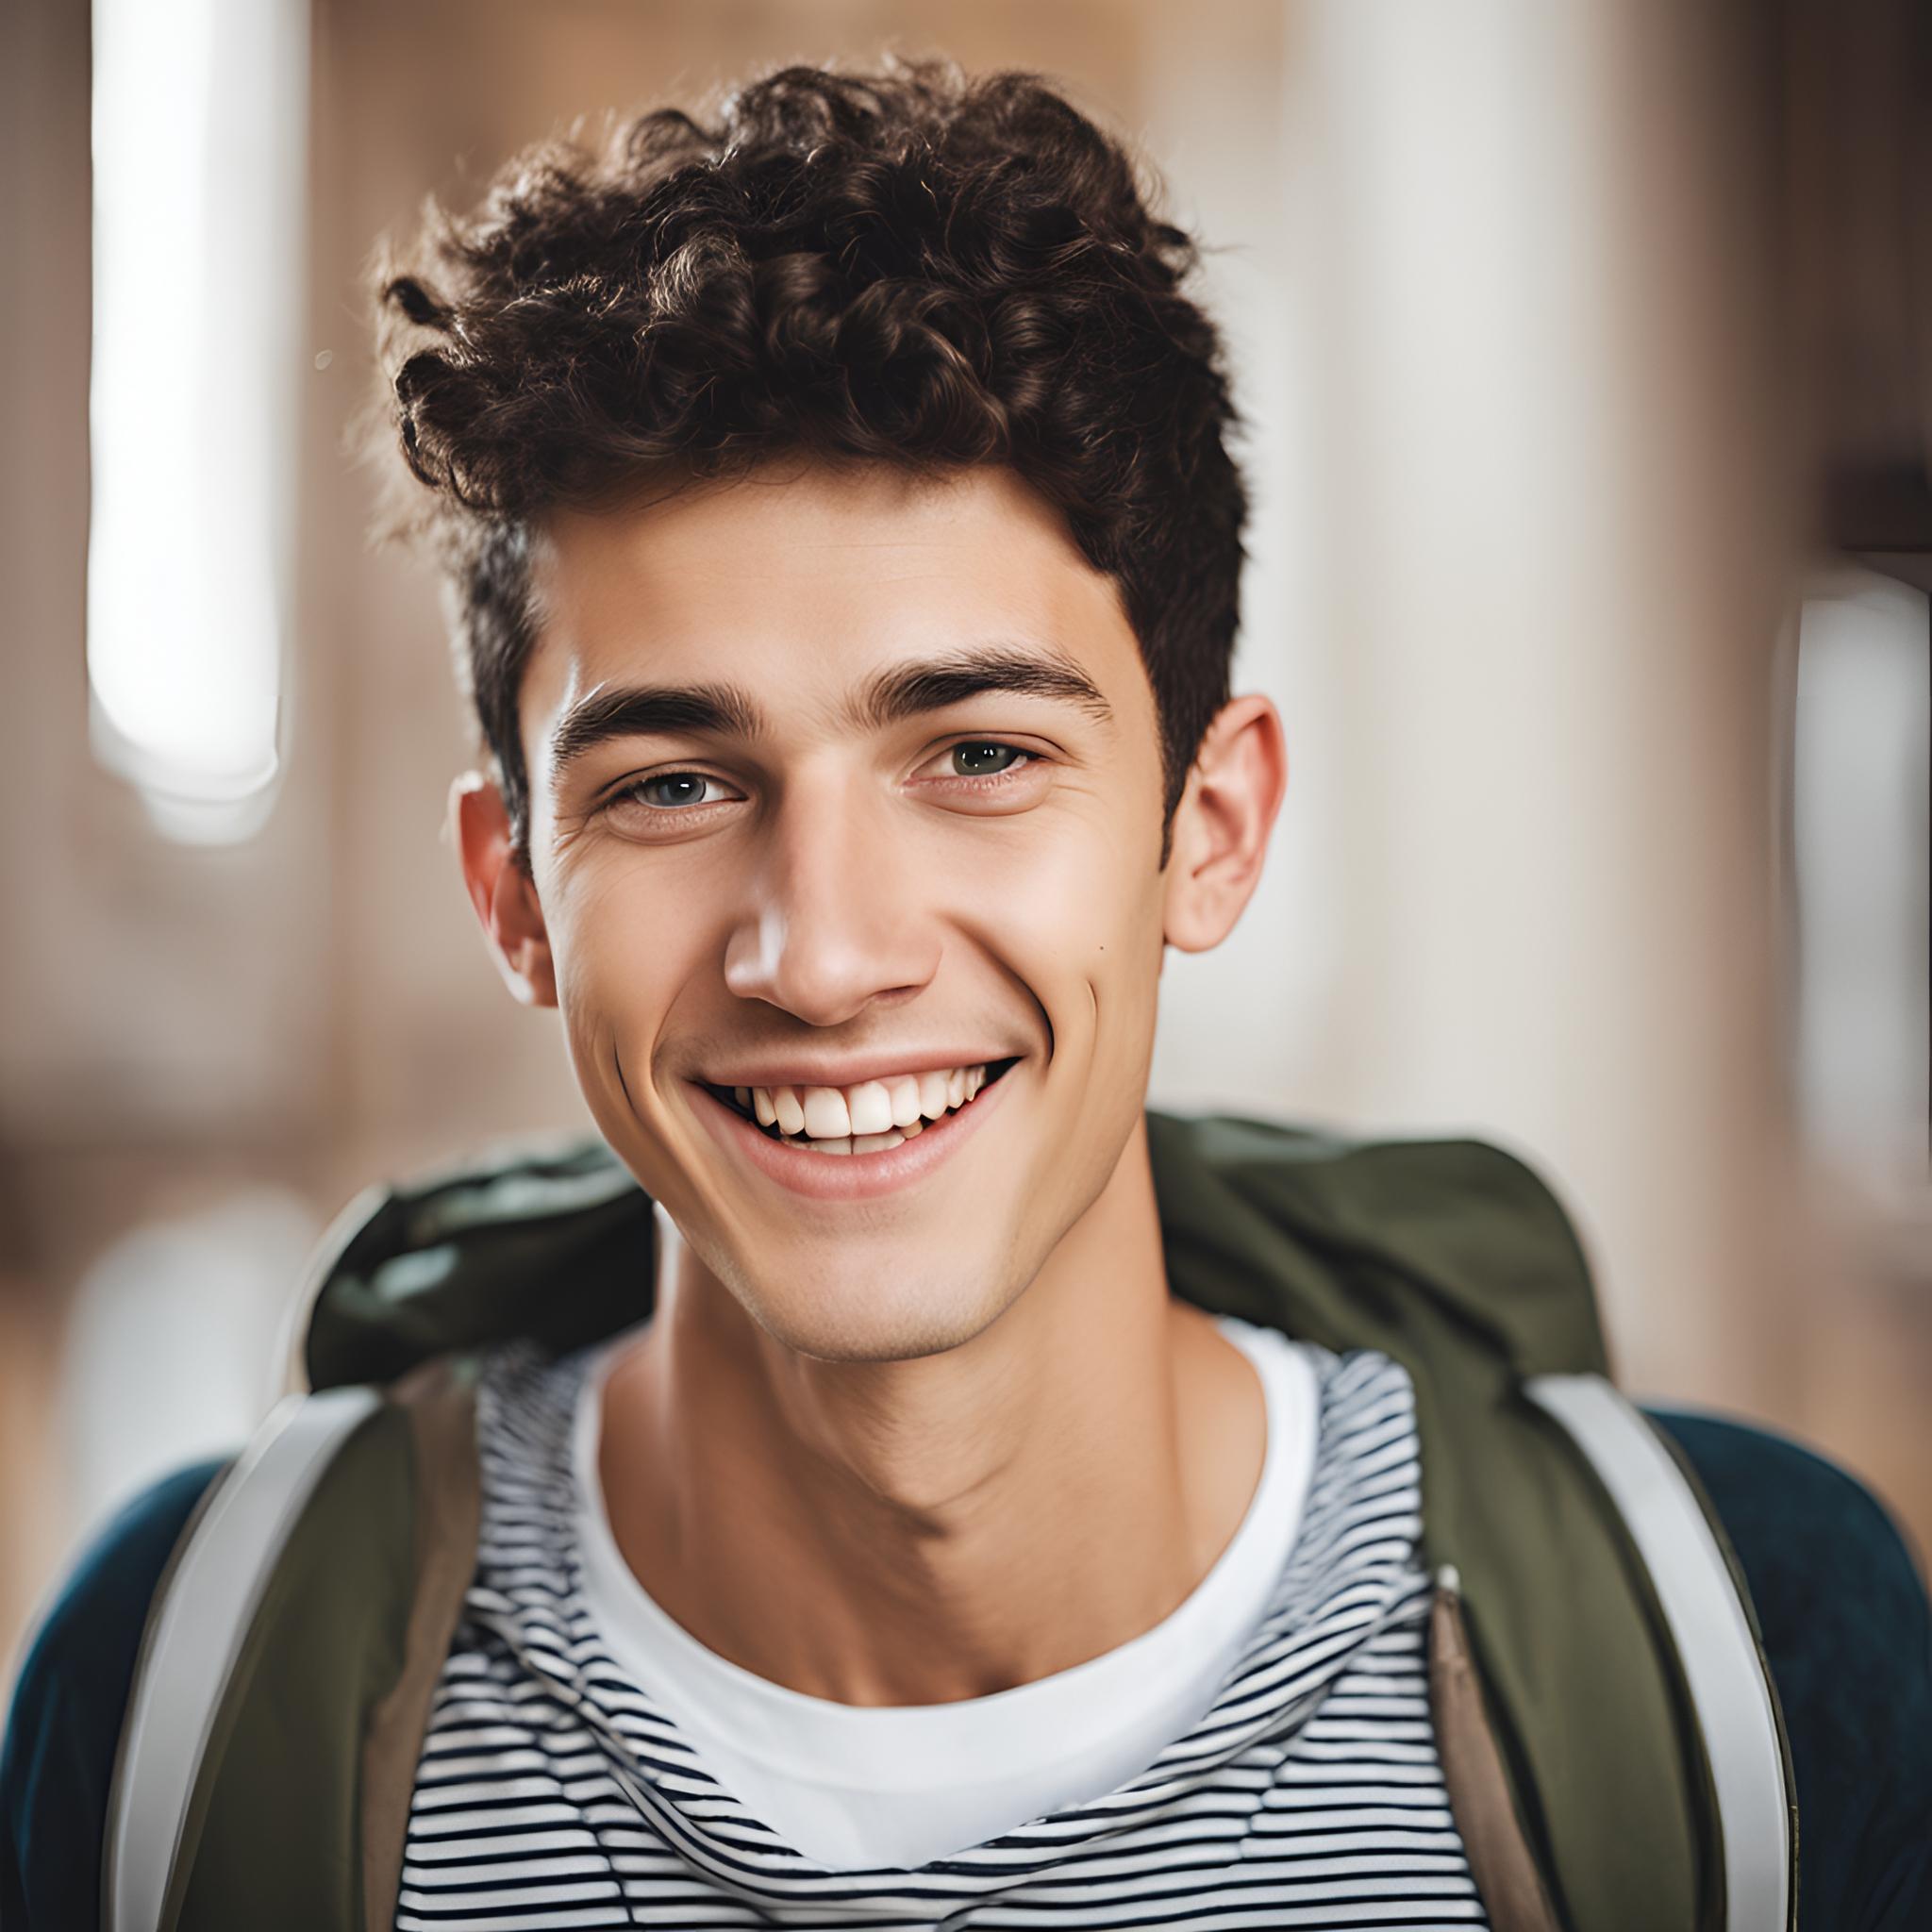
[102,1386,383,1932]
[1427,1566,1563,1932]
[1525,1373,1796,1931]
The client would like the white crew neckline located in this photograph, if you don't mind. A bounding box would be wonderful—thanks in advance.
[568,1216,1319,1800]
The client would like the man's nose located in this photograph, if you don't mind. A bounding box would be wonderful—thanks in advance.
[721,778,941,1026]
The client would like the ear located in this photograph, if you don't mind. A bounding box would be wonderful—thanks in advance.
[1160,694,1288,953]
[449,771,558,1008]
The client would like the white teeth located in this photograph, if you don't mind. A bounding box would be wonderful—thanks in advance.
[802,1086,851,1138]
[731,1063,1005,1143]
[779,1129,907,1157]
[887,1075,923,1129]
[847,1080,894,1136]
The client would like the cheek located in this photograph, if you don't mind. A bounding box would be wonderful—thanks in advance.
[1022,801,1162,951]
[961,808,1166,1063]
[547,860,716,1086]
[952,770,1161,926]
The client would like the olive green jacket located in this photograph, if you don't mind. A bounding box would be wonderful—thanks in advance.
[100,1112,1798,1931]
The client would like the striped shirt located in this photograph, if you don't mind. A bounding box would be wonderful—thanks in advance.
[561,1314,1320,1872]
[396,1333,1489,1930]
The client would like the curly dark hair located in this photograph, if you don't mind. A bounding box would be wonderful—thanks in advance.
[375,58,1247,870]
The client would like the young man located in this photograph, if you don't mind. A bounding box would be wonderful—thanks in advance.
[6,58,1928,1932]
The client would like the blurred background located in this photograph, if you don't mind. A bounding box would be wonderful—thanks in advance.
[2,0,1928,1685]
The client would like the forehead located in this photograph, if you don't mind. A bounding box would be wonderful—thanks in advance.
[520,461,1149,742]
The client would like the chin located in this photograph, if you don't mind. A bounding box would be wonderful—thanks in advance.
[733,1258,1013,1365]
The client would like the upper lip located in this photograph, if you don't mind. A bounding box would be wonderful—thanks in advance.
[693,1051,1021,1090]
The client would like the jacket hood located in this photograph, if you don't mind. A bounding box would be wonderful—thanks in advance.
[293,1109,1608,1395]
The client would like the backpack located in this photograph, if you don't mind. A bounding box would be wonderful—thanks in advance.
[98,1112,1798,1931]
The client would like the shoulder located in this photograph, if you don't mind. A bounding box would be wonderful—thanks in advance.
[1,1457,230,1932]
[1645,1407,1932,1929]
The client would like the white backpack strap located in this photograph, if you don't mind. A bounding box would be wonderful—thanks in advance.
[102,1386,384,1932]
[1524,1373,1794,1932]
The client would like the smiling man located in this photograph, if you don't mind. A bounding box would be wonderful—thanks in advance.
[475,452,1285,1720]
[502,464,1269,1374]
[7,56,1930,1932]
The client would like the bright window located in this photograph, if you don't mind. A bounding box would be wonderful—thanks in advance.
[87,0,308,841]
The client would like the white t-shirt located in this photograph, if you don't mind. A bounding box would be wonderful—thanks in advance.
[571,1304,1319,1870]
[395,1306,1481,1926]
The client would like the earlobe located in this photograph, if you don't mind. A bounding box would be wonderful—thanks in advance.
[449,771,558,1008]
[1160,695,1288,955]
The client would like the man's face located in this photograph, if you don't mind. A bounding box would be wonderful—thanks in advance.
[512,461,1178,1361]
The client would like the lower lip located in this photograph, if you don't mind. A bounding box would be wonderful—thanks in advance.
[691,1067,1016,1202]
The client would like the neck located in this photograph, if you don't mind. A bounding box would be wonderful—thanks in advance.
[595,1116,1266,1706]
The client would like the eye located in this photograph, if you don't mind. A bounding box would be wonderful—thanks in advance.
[909,739,1050,809]
[607,771,738,812]
[947,741,1029,778]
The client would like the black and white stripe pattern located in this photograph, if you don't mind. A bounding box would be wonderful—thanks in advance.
[395,1337,1488,1929]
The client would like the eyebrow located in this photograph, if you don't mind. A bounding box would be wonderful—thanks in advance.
[548,644,1113,786]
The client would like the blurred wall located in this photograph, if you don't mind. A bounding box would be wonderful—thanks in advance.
[3,0,1926,1681]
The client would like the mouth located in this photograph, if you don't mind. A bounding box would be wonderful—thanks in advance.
[698,1057,1022,1157]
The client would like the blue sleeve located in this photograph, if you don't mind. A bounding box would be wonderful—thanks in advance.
[1647,1408,1932,1932]
[1,1457,229,1932]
